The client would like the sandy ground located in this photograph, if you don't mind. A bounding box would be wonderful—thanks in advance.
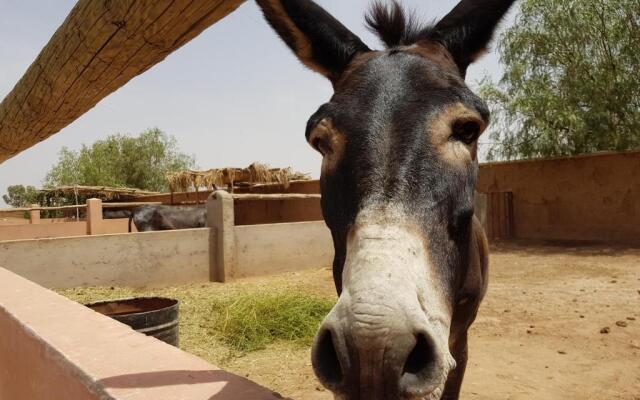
[225,241,640,399]
[61,241,640,399]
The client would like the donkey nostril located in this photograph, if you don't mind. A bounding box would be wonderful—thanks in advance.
[312,329,343,386]
[400,332,440,393]
[403,333,433,375]
[400,333,437,394]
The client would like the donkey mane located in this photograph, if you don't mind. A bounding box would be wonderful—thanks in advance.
[365,1,435,48]
[366,0,509,74]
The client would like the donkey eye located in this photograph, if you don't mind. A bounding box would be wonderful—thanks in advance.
[451,120,482,144]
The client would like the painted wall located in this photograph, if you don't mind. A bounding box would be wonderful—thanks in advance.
[234,221,333,278]
[0,221,86,241]
[0,229,212,288]
[0,303,99,400]
[0,268,281,400]
[477,150,640,243]
[234,198,323,225]
[0,217,74,225]
[103,218,137,233]
[0,220,335,288]
[0,218,135,241]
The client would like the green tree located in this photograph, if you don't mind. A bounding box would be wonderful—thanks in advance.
[2,185,39,207]
[44,128,195,192]
[481,0,640,160]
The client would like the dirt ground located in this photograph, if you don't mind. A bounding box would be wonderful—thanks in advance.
[61,241,640,399]
[224,241,640,400]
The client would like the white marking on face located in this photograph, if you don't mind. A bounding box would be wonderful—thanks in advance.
[341,204,455,363]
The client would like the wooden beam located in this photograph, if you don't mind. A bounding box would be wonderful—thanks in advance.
[0,0,245,163]
[134,180,322,204]
[230,193,322,201]
[0,201,162,213]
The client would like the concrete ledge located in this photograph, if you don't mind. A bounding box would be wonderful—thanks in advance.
[0,268,281,400]
[234,221,333,279]
[0,229,213,288]
[0,219,134,241]
[0,221,86,241]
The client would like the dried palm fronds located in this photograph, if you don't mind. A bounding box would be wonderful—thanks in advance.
[166,162,311,193]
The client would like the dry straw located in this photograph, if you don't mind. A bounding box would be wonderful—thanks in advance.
[166,162,310,192]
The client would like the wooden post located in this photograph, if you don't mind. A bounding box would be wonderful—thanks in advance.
[29,204,40,224]
[86,198,103,235]
[0,0,245,163]
[206,190,236,282]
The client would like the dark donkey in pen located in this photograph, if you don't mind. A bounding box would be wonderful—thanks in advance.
[128,205,206,232]
[256,0,514,399]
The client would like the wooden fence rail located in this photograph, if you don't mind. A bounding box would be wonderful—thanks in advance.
[0,0,245,163]
[0,194,320,214]
[0,202,163,213]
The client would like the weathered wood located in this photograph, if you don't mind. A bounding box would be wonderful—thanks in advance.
[40,185,160,197]
[230,193,322,201]
[0,0,245,163]
[135,180,322,204]
[101,202,163,209]
[0,201,162,213]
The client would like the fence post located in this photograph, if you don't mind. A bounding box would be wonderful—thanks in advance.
[29,204,40,224]
[206,190,236,282]
[86,198,103,235]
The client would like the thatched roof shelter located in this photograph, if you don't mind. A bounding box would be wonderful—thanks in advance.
[39,186,160,202]
[166,163,311,192]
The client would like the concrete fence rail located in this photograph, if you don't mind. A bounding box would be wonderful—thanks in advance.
[0,191,334,288]
[0,229,213,289]
[0,198,145,240]
[0,268,280,400]
[0,220,88,241]
[0,192,325,240]
[235,222,333,278]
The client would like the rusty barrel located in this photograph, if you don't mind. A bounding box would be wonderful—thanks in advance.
[85,297,179,346]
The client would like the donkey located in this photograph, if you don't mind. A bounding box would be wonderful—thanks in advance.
[128,205,206,232]
[256,0,514,398]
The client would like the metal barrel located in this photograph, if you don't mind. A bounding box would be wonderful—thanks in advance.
[85,297,179,346]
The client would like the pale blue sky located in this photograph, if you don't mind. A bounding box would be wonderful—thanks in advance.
[0,0,517,205]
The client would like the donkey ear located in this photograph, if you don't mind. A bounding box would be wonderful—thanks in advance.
[256,0,370,82]
[429,0,515,77]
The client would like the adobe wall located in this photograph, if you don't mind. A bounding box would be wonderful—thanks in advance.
[234,221,333,278]
[477,151,640,243]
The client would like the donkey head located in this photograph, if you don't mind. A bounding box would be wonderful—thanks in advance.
[257,1,514,398]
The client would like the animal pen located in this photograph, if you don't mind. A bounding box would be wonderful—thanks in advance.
[1,1,639,399]
[0,0,302,398]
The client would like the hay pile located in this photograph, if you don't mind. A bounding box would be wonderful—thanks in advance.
[58,280,334,359]
[166,162,310,192]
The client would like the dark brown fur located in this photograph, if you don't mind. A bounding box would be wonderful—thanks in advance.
[255,1,515,398]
